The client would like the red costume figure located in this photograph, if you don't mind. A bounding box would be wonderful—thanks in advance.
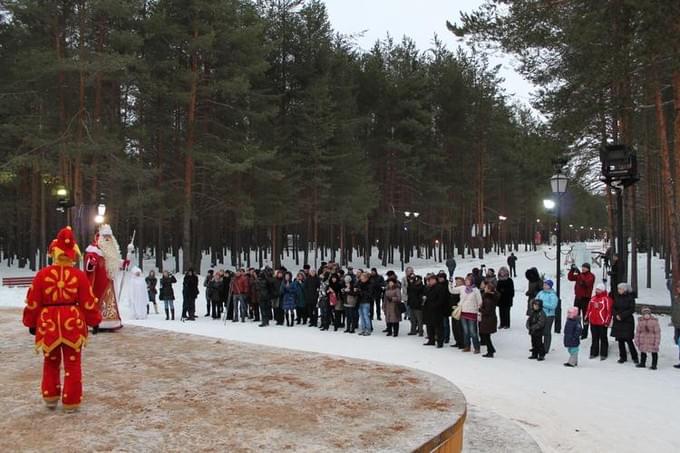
[22,226,101,412]
[84,224,123,330]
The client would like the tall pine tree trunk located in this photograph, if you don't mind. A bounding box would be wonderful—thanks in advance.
[654,79,680,312]
[182,30,199,272]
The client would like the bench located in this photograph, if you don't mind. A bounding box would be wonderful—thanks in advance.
[2,276,33,288]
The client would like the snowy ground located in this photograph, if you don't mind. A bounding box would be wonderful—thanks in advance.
[3,244,679,452]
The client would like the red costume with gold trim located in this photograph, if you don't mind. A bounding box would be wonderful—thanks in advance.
[84,229,122,330]
[22,227,101,411]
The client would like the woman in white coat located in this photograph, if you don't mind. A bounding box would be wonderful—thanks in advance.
[129,267,149,320]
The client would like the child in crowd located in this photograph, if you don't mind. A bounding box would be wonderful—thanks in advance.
[563,307,582,367]
[634,306,660,370]
[527,299,547,361]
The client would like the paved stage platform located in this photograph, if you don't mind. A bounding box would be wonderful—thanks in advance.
[1,308,466,452]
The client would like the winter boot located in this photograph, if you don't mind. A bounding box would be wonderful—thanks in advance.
[165,309,170,321]
[636,353,647,368]
[154,303,159,314]
[393,324,399,337]
[651,353,658,370]
[147,305,150,315]
[171,309,175,320]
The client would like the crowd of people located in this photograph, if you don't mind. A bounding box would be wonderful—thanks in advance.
[135,256,679,369]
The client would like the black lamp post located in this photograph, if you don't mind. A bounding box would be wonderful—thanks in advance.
[599,145,639,288]
[402,211,420,270]
[53,184,74,225]
[547,171,568,333]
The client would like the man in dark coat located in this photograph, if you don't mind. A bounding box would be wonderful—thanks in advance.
[370,268,385,321]
[423,275,448,348]
[182,269,199,321]
[608,255,621,294]
[507,253,518,277]
[304,269,321,326]
[445,257,457,279]
[203,269,214,317]
[611,283,639,364]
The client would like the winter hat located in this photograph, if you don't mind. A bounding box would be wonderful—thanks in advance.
[582,262,591,270]
[344,275,352,283]
[544,279,554,289]
[595,283,606,293]
[567,307,579,319]
[641,306,652,315]
[99,224,113,236]
[49,226,81,262]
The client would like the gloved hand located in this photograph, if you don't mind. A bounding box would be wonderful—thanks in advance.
[92,325,100,335]
[29,327,36,336]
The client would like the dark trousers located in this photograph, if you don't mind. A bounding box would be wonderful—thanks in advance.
[480,333,495,354]
[333,310,344,330]
[409,309,424,335]
[259,300,272,324]
[426,320,444,346]
[639,352,658,368]
[274,306,284,325]
[531,333,545,358]
[509,264,517,277]
[210,300,222,319]
[296,307,307,324]
[387,322,400,336]
[372,296,382,320]
[443,317,451,343]
[499,305,511,328]
[574,297,589,338]
[590,325,608,358]
[206,299,211,316]
[320,306,331,329]
[344,306,358,331]
[308,304,318,326]
[617,339,639,362]
[182,297,196,319]
[451,317,464,346]
[226,297,234,320]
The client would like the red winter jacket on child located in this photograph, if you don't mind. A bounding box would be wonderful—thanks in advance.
[585,292,613,326]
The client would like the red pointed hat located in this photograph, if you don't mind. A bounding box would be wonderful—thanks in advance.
[49,226,81,261]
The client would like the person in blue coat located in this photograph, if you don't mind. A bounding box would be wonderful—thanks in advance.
[563,307,583,367]
[280,272,298,327]
[292,272,306,324]
[535,280,558,354]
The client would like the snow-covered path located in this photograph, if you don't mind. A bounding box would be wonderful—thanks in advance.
[124,305,679,453]
[4,246,679,452]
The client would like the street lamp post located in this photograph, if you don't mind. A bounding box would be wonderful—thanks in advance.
[402,211,420,271]
[548,172,568,333]
[53,184,73,226]
[498,215,507,254]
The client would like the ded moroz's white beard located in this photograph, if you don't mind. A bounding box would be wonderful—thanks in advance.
[97,234,122,280]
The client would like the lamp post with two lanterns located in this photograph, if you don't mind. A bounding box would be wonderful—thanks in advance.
[401,211,420,271]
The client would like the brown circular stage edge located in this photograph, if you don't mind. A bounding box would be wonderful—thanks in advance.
[2,308,466,452]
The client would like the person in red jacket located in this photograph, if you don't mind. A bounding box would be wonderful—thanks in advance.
[585,283,613,360]
[23,227,101,412]
[568,262,595,338]
[230,269,251,322]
